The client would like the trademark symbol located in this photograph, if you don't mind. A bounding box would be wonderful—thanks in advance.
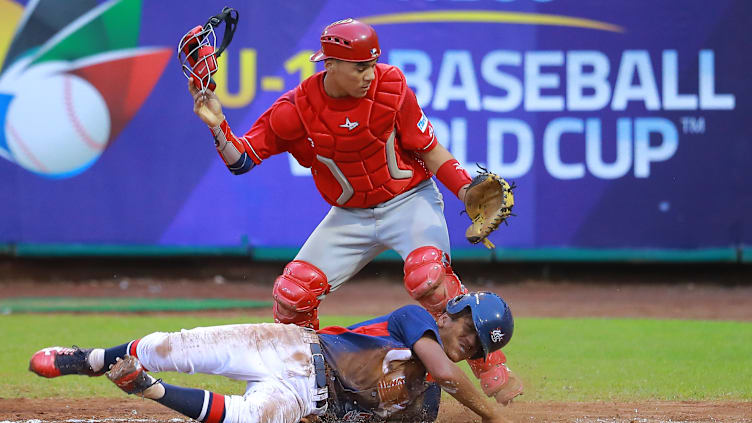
[680,117,706,134]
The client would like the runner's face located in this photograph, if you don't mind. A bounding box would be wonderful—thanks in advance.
[439,313,481,362]
[325,59,377,98]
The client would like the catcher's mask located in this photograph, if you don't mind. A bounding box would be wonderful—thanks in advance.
[446,292,514,360]
[178,7,239,93]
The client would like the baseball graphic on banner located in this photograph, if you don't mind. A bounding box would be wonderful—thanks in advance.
[4,70,110,177]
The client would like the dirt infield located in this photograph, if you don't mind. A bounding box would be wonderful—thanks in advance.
[3,261,750,321]
[1,260,750,422]
[0,397,750,423]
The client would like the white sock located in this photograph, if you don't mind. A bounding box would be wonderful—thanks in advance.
[142,374,165,400]
[88,348,105,372]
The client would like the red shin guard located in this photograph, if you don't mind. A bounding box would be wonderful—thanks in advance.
[272,260,330,330]
[403,246,466,317]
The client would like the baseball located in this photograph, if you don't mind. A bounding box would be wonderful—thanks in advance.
[4,71,110,177]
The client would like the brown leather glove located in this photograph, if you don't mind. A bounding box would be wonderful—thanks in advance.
[464,169,515,249]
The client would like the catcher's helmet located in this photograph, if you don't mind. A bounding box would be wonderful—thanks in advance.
[446,292,514,360]
[310,18,381,62]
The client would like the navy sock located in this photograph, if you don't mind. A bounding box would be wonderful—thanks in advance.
[103,343,130,370]
[157,383,226,423]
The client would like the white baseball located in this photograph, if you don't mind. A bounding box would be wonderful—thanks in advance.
[5,71,110,177]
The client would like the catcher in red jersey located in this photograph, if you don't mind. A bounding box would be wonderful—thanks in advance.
[187,18,521,404]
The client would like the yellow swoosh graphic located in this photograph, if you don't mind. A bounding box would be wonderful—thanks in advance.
[0,0,24,69]
[360,10,624,33]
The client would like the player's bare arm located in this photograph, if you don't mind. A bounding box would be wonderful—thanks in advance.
[188,78,245,172]
[186,79,260,175]
[419,143,471,202]
[413,335,510,423]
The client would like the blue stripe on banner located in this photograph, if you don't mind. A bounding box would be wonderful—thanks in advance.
[0,93,13,154]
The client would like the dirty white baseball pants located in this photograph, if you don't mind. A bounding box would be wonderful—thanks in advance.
[133,323,327,423]
[296,178,450,290]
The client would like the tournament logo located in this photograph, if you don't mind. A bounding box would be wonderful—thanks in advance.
[0,0,170,178]
[416,111,428,133]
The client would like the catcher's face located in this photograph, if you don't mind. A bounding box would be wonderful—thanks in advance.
[323,59,377,98]
[438,313,481,362]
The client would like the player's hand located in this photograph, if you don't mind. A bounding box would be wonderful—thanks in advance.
[188,80,225,127]
[491,367,523,406]
[494,389,515,406]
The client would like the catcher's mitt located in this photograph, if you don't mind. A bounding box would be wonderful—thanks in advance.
[463,169,515,249]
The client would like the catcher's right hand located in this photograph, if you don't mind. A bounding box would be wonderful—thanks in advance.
[188,80,225,127]
[463,168,515,249]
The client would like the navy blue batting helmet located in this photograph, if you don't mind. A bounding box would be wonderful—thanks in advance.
[445,291,514,360]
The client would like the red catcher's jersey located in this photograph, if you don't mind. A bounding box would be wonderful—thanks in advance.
[294,64,434,208]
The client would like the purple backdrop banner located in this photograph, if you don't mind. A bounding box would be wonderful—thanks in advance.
[0,0,750,254]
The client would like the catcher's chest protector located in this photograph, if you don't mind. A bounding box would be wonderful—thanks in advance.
[295,64,430,208]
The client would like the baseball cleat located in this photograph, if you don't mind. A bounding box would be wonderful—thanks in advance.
[29,346,102,378]
[107,355,159,395]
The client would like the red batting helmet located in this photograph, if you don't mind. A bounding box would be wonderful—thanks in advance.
[309,18,381,62]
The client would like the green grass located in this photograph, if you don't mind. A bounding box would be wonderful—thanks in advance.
[506,318,752,401]
[1,314,750,401]
[0,297,272,313]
